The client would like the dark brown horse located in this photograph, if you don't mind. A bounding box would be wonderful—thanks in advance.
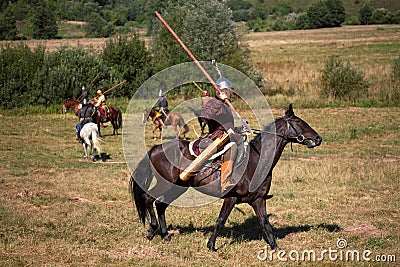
[92,106,123,136]
[142,108,189,140]
[62,99,80,116]
[130,104,322,251]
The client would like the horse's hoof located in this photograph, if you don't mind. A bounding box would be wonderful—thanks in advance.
[207,244,217,252]
[146,230,156,240]
[162,235,171,242]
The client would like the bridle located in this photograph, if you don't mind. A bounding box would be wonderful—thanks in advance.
[284,117,306,143]
[249,116,308,155]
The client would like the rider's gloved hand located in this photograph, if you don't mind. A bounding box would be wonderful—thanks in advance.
[219,92,228,100]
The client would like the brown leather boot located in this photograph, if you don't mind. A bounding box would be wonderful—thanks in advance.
[221,159,235,191]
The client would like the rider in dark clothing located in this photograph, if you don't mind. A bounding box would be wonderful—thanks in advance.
[76,101,93,142]
[81,86,88,104]
[202,76,240,192]
[155,90,169,115]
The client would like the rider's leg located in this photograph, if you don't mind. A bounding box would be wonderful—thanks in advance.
[221,142,238,191]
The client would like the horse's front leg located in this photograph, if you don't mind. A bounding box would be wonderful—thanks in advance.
[152,125,158,140]
[251,197,277,250]
[207,197,238,251]
[173,124,178,139]
[158,125,162,139]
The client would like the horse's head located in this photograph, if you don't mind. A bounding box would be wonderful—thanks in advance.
[142,108,152,123]
[62,99,70,114]
[282,104,322,148]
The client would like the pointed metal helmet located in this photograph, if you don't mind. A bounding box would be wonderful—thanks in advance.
[158,90,163,97]
[216,76,232,90]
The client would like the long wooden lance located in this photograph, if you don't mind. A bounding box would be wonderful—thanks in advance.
[77,72,102,102]
[103,79,126,95]
[192,81,205,93]
[87,72,102,88]
[155,11,253,134]
[90,80,126,101]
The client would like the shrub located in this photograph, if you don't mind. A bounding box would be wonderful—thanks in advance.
[102,35,152,97]
[33,46,104,105]
[320,56,369,101]
[0,43,45,108]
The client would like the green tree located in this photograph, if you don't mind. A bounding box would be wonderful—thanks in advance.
[0,8,17,40]
[305,0,330,29]
[102,35,152,97]
[85,12,113,38]
[371,8,392,24]
[29,0,58,39]
[152,0,260,85]
[359,1,374,25]
[325,0,346,27]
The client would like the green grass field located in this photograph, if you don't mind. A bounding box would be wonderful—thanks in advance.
[0,106,399,266]
[1,25,399,266]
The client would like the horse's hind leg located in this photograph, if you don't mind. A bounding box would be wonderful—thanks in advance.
[143,194,159,240]
[251,198,277,250]
[155,200,171,241]
[82,143,88,159]
[154,186,188,241]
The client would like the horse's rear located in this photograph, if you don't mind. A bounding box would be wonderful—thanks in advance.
[164,112,189,139]
[92,106,122,136]
[80,123,102,160]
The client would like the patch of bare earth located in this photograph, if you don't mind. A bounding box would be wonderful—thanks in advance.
[344,222,386,237]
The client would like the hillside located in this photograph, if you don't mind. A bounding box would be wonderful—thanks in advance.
[259,0,400,15]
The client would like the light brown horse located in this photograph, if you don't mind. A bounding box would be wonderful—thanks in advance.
[142,108,189,140]
[62,99,80,116]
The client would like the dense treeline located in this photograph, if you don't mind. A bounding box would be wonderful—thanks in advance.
[0,0,399,109]
[0,35,152,108]
[0,0,255,108]
[0,0,399,40]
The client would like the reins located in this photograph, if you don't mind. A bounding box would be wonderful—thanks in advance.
[250,116,306,154]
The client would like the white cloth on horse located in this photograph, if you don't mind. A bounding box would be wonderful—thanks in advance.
[189,140,235,160]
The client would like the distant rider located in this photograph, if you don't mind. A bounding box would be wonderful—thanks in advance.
[94,89,108,118]
[75,99,93,142]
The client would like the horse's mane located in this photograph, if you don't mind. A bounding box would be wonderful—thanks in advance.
[249,116,285,145]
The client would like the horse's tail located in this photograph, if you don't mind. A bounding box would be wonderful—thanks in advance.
[129,147,156,225]
[117,108,122,129]
[178,116,189,136]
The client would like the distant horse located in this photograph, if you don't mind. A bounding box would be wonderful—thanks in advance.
[62,99,80,116]
[130,104,322,251]
[92,107,123,136]
[142,108,189,140]
[188,106,208,135]
[80,122,102,161]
